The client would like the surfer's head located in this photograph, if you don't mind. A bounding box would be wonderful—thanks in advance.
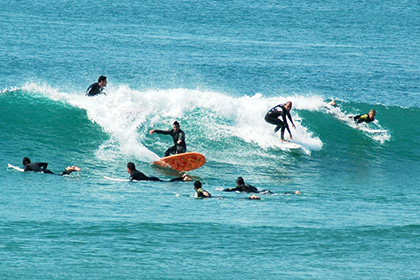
[236,177,245,185]
[368,109,376,119]
[173,121,180,131]
[98,75,107,87]
[284,101,293,111]
[22,157,31,166]
[194,181,202,190]
[127,162,135,173]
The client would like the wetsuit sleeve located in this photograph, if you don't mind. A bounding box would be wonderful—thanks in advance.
[247,184,259,193]
[153,129,171,135]
[353,114,367,123]
[177,131,185,142]
[86,83,96,96]
[37,163,48,171]
[86,83,105,96]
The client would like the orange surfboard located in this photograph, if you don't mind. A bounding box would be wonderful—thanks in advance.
[152,152,206,172]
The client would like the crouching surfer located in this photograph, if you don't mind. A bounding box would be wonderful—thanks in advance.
[149,121,187,157]
[264,101,296,142]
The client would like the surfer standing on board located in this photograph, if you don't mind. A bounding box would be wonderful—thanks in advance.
[22,157,81,176]
[149,121,187,157]
[264,101,296,142]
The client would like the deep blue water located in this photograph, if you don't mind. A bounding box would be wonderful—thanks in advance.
[1,0,420,279]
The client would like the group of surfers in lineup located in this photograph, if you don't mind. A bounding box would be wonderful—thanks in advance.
[18,76,377,199]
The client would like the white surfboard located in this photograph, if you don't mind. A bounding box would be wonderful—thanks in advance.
[282,142,303,150]
[103,176,131,182]
[8,163,24,172]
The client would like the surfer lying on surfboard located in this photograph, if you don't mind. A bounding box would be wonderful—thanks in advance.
[127,162,192,182]
[265,101,296,142]
[222,177,273,194]
[22,157,81,176]
[352,109,376,124]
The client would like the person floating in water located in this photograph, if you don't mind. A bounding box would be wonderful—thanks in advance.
[127,162,191,182]
[194,181,211,198]
[149,121,187,157]
[86,75,107,96]
[264,101,296,142]
[353,109,376,124]
[22,157,81,176]
[284,190,301,195]
[223,177,273,194]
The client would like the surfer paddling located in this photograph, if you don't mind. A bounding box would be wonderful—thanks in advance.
[223,177,273,194]
[194,181,211,198]
[265,101,296,142]
[127,162,191,182]
[353,109,376,124]
[22,157,81,176]
[86,75,107,96]
[149,121,187,157]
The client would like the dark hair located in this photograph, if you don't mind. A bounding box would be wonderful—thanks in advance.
[173,121,180,126]
[98,76,107,83]
[22,157,31,166]
[194,181,202,189]
[236,177,244,185]
[127,162,135,171]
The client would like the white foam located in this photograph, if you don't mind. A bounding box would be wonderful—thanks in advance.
[21,83,325,161]
[324,102,391,143]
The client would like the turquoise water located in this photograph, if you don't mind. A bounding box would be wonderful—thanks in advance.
[1,0,420,279]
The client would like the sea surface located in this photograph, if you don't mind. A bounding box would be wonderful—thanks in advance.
[1,0,420,279]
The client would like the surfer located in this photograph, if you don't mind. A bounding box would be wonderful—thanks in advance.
[327,99,337,107]
[127,162,191,182]
[223,177,273,194]
[86,75,107,96]
[353,109,376,124]
[264,101,296,142]
[194,181,211,198]
[149,121,187,157]
[22,157,80,176]
[284,190,301,195]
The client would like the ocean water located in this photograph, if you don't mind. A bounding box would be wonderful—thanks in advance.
[1,0,420,279]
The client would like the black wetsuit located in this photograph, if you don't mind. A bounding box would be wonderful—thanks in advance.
[196,187,211,198]
[153,128,186,157]
[23,162,70,176]
[86,82,106,96]
[353,114,374,124]
[129,169,184,182]
[265,104,294,140]
[223,184,259,193]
